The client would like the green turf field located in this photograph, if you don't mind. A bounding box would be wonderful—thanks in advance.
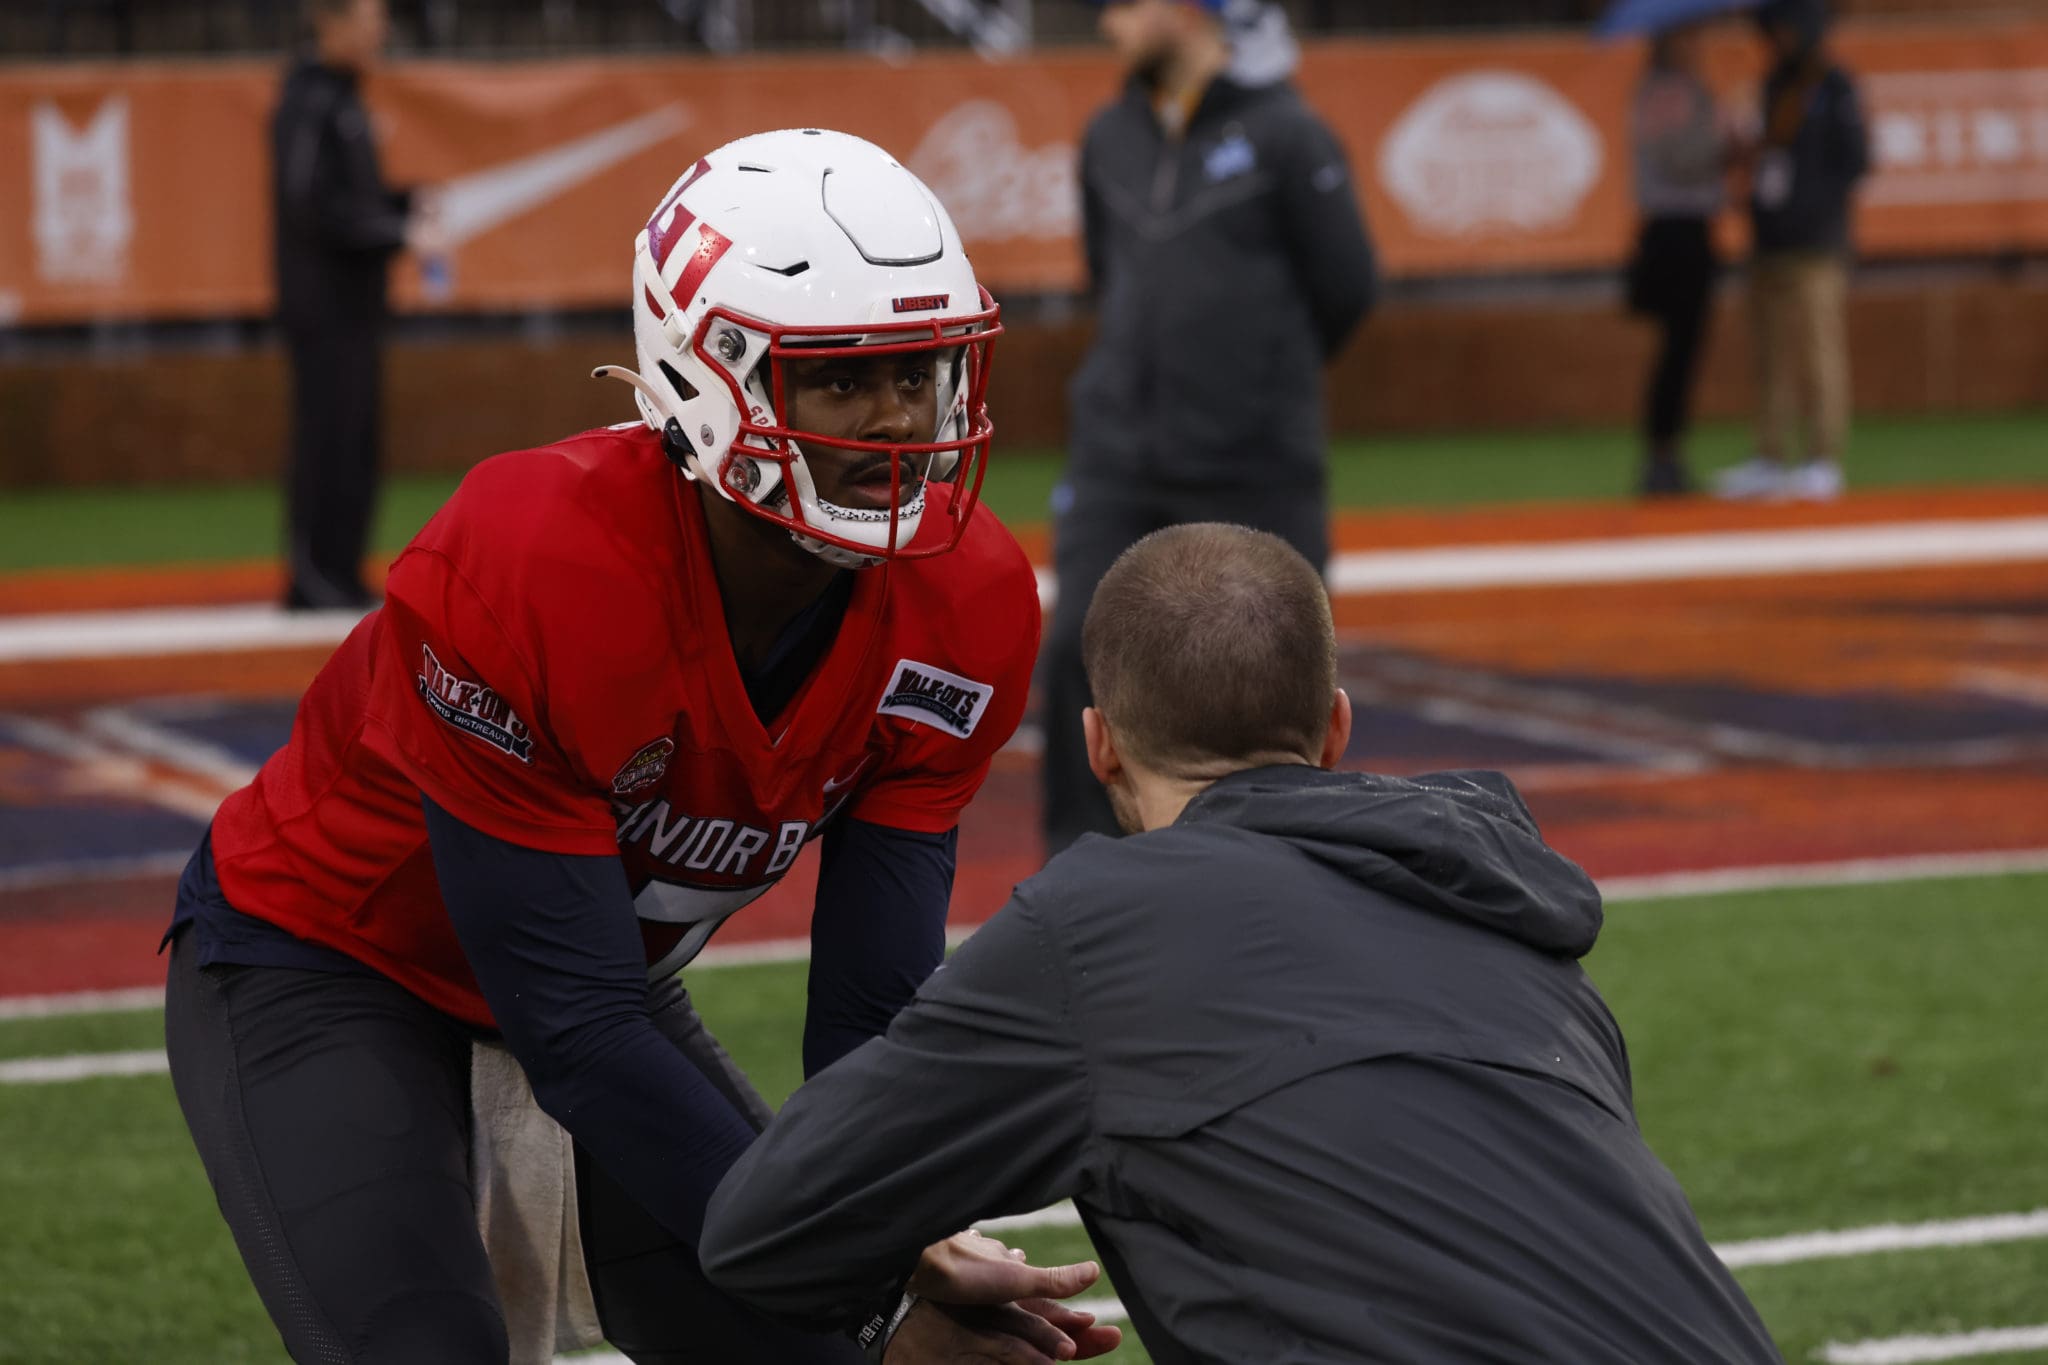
[1,410,2044,572]
[3,872,2045,1363]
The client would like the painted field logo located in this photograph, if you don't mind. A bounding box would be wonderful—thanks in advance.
[892,293,949,313]
[416,644,533,762]
[878,659,992,739]
[612,736,675,795]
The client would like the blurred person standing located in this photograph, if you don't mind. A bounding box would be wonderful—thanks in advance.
[1625,22,1731,498]
[1715,0,1868,502]
[273,0,442,609]
[1040,0,1377,857]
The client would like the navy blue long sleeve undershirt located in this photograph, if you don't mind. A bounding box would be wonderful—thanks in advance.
[423,796,955,1249]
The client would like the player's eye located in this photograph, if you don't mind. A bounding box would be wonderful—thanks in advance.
[901,368,929,391]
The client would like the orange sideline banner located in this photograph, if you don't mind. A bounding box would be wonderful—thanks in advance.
[4,20,2047,325]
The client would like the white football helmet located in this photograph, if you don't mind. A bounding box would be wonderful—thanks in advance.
[597,128,1001,568]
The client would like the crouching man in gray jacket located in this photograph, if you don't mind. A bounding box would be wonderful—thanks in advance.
[701,523,1783,1364]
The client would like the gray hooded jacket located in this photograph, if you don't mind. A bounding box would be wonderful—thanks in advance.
[702,766,1782,1364]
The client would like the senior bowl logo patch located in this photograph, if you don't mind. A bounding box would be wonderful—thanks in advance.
[878,659,992,739]
[612,737,676,795]
[416,645,533,762]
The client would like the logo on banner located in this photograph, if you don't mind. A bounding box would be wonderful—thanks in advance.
[416,644,533,762]
[909,100,1077,242]
[31,97,133,285]
[1378,71,1602,236]
[1863,70,2048,208]
[878,659,993,739]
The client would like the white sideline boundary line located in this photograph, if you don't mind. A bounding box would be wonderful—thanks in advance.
[1818,1324,2048,1364]
[9,518,2048,661]
[4,851,2045,1023]
[0,602,370,663]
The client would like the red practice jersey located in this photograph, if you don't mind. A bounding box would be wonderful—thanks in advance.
[210,426,1041,1028]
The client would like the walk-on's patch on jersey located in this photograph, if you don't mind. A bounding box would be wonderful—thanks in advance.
[879,659,993,739]
[416,644,533,762]
[611,737,675,795]
[205,425,1041,1030]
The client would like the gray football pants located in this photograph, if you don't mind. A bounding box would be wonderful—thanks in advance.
[164,935,858,1364]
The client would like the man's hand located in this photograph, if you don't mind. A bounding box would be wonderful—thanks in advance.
[909,1230,1098,1305]
[885,1298,1122,1363]
[404,188,449,257]
[887,1231,1122,1361]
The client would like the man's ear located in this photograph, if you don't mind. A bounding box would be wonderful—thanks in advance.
[1083,706,1124,790]
[1317,688,1353,770]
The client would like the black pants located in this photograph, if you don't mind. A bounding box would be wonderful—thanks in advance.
[284,316,384,607]
[164,935,860,1364]
[1628,216,1719,448]
[1036,475,1329,857]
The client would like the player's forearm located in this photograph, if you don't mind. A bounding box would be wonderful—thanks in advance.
[706,899,1095,1325]
[804,819,954,1076]
[425,795,753,1238]
[523,1012,755,1235]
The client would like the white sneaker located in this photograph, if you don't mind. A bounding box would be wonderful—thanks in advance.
[1785,459,1844,501]
[1712,457,1790,500]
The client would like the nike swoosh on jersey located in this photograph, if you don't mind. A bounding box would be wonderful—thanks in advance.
[438,105,692,248]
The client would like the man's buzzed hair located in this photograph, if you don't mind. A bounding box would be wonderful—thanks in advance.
[1083,522,1336,774]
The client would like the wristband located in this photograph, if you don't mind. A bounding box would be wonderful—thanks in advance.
[856,1291,919,1364]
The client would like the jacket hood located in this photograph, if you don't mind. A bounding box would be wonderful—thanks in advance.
[1176,766,1604,957]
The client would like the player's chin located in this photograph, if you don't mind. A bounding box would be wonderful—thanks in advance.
[829,472,925,511]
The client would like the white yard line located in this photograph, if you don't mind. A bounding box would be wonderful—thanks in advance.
[0,1049,168,1083]
[1599,848,2048,903]
[11,518,2048,661]
[0,986,168,1021]
[1718,1209,2048,1268]
[1817,1324,2048,1364]
[976,1206,2048,1270]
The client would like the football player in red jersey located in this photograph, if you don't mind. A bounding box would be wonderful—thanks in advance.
[161,129,1116,1364]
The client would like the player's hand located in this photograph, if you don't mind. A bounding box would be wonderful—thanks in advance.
[405,189,450,256]
[883,1298,1122,1363]
[908,1229,1098,1305]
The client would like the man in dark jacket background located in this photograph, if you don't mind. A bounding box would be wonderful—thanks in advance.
[1714,0,1868,503]
[273,0,439,609]
[1039,0,1377,856]
[701,522,1784,1365]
